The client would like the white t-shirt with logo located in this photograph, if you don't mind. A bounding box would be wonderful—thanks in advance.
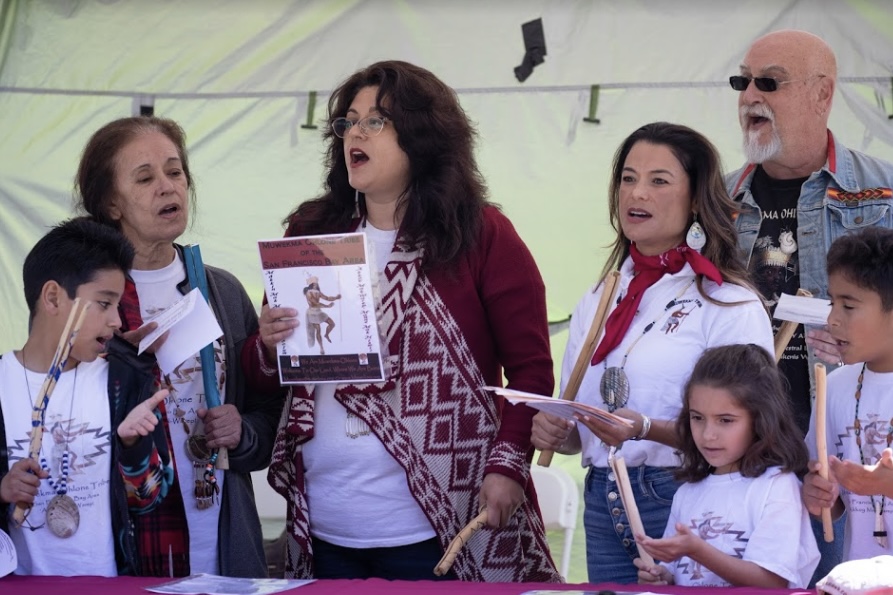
[807,364,893,562]
[131,253,225,575]
[663,468,819,588]
[0,353,116,576]
[303,223,437,548]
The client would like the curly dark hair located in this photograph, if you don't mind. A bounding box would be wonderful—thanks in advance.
[675,343,808,482]
[600,122,758,306]
[283,60,490,269]
[827,226,893,311]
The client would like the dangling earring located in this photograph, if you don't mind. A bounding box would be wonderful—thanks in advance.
[686,215,706,251]
[353,189,361,219]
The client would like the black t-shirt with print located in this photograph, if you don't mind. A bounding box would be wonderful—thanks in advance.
[749,165,811,434]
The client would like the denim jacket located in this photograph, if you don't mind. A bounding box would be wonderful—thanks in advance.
[727,129,893,391]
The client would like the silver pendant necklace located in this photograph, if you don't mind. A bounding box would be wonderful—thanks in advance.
[599,279,695,411]
[166,374,219,509]
[22,349,80,538]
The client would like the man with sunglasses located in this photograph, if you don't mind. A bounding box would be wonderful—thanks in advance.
[726,28,893,586]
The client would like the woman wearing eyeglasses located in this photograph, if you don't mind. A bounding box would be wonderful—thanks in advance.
[242,60,560,583]
[530,122,774,584]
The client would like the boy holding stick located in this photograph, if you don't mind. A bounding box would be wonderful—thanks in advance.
[0,218,172,576]
[804,226,893,562]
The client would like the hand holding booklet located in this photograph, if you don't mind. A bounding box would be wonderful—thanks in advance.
[483,386,634,427]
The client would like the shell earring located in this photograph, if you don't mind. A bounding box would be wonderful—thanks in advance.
[686,215,706,251]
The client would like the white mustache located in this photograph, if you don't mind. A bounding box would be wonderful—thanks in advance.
[739,104,775,123]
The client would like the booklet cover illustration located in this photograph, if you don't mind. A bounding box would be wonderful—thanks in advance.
[258,233,385,384]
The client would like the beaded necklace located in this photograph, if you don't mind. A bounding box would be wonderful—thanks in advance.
[853,363,892,548]
[22,349,80,538]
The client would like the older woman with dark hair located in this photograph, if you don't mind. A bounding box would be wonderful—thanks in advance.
[531,122,775,584]
[75,116,285,578]
[242,60,560,582]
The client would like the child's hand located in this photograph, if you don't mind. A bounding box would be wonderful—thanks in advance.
[0,458,48,505]
[633,556,672,585]
[636,523,701,562]
[117,389,168,448]
[830,449,893,499]
[802,459,840,516]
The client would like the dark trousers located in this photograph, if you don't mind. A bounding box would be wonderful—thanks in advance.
[311,535,457,580]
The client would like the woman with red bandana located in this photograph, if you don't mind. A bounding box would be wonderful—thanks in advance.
[530,122,774,584]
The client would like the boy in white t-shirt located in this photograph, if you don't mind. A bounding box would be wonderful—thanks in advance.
[804,226,893,563]
[0,218,172,576]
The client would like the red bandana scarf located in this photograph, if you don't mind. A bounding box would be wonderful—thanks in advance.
[590,243,723,366]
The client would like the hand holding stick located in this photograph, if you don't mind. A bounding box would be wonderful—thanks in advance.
[609,451,654,565]
[773,288,812,362]
[538,271,620,467]
[433,509,488,576]
[814,362,834,542]
[183,244,229,470]
[13,299,89,526]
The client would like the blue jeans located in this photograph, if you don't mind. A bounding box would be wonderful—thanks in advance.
[583,465,680,584]
[809,511,846,587]
[311,536,456,580]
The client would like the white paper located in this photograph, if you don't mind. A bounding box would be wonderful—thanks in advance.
[484,386,634,428]
[773,292,831,326]
[0,527,16,577]
[145,573,315,595]
[137,288,223,374]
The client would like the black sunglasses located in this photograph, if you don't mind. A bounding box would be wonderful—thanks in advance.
[729,75,785,92]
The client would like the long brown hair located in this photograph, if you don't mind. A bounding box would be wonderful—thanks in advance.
[600,122,756,304]
[675,344,808,482]
[284,60,489,269]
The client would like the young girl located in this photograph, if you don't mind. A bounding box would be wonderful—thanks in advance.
[633,344,820,588]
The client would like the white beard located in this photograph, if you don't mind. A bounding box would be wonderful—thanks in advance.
[743,127,783,163]
[740,104,783,164]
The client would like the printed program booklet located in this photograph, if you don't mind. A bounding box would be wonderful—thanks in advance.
[484,386,634,428]
[145,573,314,594]
[258,232,386,384]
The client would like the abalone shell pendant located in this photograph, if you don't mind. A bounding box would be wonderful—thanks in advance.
[185,434,212,463]
[600,366,630,412]
[46,494,79,538]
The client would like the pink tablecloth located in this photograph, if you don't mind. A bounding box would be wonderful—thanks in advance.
[0,575,814,595]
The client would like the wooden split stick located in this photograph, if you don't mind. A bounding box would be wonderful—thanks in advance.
[609,452,655,566]
[773,288,812,363]
[13,298,90,526]
[814,362,834,542]
[433,509,488,576]
[538,271,620,467]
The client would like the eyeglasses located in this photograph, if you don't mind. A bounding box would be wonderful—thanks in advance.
[331,116,389,138]
[729,75,824,92]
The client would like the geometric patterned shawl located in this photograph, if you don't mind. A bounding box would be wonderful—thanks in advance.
[267,241,560,582]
